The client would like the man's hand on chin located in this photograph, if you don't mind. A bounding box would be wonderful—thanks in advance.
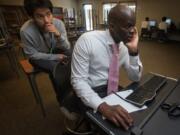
[126,27,139,54]
[45,23,61,38]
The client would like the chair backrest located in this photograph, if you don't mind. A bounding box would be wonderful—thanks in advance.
[0,27,13,45]
[158,29,166,33]
[53,61,94,135]
[53,61,72,104]
[53,61,82,114]
[141,28,148,34]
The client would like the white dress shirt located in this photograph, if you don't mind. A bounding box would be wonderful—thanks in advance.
[158,22,168,33]
[141,21,150,30]
[71,30,143,110]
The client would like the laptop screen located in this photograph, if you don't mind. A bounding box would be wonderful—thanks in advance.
[166,19,171,25]
[149,21,156,27]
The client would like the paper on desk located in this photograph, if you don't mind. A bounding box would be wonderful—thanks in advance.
[102,90,147,113]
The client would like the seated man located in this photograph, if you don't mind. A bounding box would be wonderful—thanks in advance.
[158,17,168,33]
[158,16,168,41]
[20,0,71,104]
[141,17,151,38]
[71,5,143,130]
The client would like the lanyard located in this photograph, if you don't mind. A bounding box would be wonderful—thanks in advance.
[37,26,55,54]
[49,33,55,53]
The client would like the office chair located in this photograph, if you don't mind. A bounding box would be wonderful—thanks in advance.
[53,61,95,135]
[0,28,20,77]
[158,29,168,42]
[140,28,151,39]
[20,59,47,117]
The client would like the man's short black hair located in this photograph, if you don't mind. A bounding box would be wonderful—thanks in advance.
[108,4,135,25]
[24,0,53,17]
[162,16,167,22]
[145,17,149,21]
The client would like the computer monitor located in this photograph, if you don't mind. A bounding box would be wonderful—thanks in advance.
[149,20,156,27]
[166,18,171,25]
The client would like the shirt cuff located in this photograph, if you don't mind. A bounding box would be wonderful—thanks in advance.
[48,54,60,61]
[89,96,104,112]
[58,34,66,42]
[129,50,138,56]
[129,55,140,65]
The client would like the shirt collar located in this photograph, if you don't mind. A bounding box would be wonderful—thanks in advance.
[105,29,124,48]
[105,29,115,45]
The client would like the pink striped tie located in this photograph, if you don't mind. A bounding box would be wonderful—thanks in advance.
[107,44,119,95]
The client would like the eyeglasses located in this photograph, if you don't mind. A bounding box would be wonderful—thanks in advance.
[161,102,180,118]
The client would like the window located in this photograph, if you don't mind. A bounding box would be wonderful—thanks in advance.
[103,3,117,24]
[120,2,136,12]
[83,4,93,31]
[103,2,136,24]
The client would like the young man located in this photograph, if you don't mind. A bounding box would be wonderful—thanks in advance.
[141,17,150,30]
[158,16,169,42]
[20,0,71,103]
[71,5,143,130]
[158,16,168,33]
[141,17,151,38]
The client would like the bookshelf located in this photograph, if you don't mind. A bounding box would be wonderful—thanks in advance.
[52,7,64,20]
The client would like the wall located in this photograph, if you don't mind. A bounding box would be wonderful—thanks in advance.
[78,0,136,28]
[78,0,180,31]
[1,0,180,30]
[137,0,180,31]
[0,0,78,9]
[0,0,78,25]
[53,0,78,9]
[77,0,100,27]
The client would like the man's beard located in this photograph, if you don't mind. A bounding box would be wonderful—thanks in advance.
[112,32,128,44]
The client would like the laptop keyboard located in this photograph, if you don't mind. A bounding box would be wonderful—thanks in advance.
[125,75,166,107]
